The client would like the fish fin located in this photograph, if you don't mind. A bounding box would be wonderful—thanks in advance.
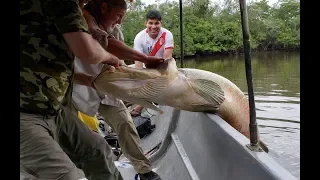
[189,79,225,107]
[131,77,169,99]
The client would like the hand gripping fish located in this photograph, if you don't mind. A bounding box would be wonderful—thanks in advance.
[93,58,268,152]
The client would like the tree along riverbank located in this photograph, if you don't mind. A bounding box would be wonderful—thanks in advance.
[122,0,300,58]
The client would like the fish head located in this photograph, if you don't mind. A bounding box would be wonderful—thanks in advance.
[156,58,178,76]
[93,58,179,111]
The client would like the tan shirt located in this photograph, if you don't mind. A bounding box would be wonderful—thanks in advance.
[72,11,124,116]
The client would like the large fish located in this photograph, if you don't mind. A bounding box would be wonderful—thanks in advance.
[93,58,268,152]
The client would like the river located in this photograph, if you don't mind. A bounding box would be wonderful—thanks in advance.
[180,51,300,179]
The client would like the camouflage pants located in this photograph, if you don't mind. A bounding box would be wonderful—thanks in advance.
[20,106,123,180]
[98,102,152,174]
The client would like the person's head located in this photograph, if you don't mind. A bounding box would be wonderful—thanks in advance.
[85,0,127,30]
[145,9,162,39]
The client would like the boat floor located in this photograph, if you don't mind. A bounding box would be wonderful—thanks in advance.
[111,106,297,180]
[115,107,190,180]
[22,106,297,180]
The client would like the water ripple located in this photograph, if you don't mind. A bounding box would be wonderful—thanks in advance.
[258,117,300,124]
[185,52,300,179]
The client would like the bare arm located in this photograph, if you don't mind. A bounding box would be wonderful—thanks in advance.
[134,48,173,69]
[163,48,173,59]
[88,29,163,66]
[63,32,119,66]
[163,32,174,59]
[42,0,119,66]
[107,38,148,63]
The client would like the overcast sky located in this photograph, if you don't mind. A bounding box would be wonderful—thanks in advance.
[140,0,279,6]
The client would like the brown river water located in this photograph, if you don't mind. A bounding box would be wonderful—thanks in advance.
[180,51,300,179]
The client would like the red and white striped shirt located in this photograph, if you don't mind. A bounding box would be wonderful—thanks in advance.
[133,27,174,58]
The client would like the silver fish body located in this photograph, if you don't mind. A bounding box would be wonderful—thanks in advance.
[94,58,267,152]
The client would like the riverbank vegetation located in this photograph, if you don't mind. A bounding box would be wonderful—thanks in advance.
[121,0,300,57]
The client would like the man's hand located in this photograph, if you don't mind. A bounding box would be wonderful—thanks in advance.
[101,64,116,73]
[144,56,165,69]
[102,53,120,67]
[145,56,164,63]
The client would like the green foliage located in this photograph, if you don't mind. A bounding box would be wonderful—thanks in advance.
[122,0,300,57]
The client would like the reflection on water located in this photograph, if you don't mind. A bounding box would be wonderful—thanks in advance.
[181,51,300,179]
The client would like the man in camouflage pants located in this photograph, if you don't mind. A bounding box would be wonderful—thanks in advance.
[20,0,163,179]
